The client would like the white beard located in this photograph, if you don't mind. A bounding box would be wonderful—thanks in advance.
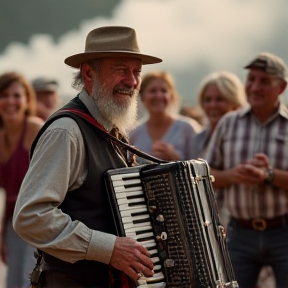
[91,77,138,134]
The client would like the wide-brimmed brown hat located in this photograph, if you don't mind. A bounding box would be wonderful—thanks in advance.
[64,26,162,68]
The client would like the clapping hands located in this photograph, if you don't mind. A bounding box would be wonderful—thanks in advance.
[151,141,180,161]
[234,153,270,186]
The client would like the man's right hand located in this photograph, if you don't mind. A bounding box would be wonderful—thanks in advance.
[109,236,154,282]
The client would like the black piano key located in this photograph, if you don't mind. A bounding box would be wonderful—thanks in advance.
[133,217,151,224]
[129,201,146,207]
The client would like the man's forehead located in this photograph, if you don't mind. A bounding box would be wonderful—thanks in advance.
[247,68,277,79]
[37,91,58,99]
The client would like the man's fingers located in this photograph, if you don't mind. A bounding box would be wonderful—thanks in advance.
[137,244,151,257]
[134,261,154,277]
[110,237,154,281]
[137,253,154,271]
[124,267,140,282]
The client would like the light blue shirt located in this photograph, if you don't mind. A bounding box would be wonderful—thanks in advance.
[130,114,202,160]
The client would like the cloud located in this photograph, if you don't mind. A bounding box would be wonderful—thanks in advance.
[0,0,288,103]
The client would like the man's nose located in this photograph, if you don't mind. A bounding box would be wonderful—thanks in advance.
[123,71,138,87]
[250,80,261,91]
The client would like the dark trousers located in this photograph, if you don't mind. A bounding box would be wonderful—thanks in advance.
[45,271,85,288]
[45,271,107,288]
[226,220,288,288]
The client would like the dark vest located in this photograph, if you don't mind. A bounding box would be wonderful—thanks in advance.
[31,96,127,287]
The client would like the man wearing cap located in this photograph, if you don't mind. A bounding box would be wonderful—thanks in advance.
[32,77,60,121]
[13,26,162,287]
[206,52,288,287]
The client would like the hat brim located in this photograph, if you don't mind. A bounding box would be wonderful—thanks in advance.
[64,51,162,68]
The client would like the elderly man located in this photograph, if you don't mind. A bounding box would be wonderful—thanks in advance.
[206,52,288,288]
[32,77,60,121]
[13,26,162,288]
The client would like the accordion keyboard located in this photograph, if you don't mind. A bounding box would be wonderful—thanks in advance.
[110,170,166,287]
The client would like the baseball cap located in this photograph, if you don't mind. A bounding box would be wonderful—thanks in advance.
[244,52,288,82]
[32,77,59,92]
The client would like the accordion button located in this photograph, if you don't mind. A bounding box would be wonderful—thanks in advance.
[160,232,167,240]
[203,221,210,226]
[156,214,164,222]
[165,259,175,267]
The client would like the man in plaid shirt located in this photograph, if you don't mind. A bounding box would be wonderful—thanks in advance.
[206,52,288,288]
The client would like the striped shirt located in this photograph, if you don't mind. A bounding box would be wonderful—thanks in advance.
[206,103,288,219]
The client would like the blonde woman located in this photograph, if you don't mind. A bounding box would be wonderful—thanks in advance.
[190,71,247,159]
[130,71,201,161]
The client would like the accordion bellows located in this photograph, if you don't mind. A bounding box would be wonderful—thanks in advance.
[105,159,239,288]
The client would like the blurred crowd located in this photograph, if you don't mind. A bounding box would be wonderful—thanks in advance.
[1,37,287,288]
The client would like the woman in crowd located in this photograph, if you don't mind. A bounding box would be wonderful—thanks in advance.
[189,71,246,229]
[130,71,201,161]
[190,71,247,159]
[0,72,43,288]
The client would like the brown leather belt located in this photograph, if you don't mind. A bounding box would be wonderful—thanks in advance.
[231,215,288,231]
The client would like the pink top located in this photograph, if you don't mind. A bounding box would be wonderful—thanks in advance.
[0,121,29,221]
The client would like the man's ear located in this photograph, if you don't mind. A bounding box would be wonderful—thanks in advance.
[82,63,93,81]
[82,63,94,94]
[279,80,288,94]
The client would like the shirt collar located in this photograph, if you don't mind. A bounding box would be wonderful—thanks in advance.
[238,102,288,121]
[278,102,288,119]
[78,89,114,131]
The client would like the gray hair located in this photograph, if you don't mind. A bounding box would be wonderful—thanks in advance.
[71,59,103,90]
[198,71,247,109]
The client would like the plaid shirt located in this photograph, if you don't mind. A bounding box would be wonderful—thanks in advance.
[206,103,288,219]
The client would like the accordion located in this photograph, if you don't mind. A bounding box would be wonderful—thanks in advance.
[104,159,238,288]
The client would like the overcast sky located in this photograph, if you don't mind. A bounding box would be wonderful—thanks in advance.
[1,0,288,104]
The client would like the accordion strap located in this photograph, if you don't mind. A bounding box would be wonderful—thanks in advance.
[58,108,167,164]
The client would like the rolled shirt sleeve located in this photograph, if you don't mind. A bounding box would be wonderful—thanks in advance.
[13,117,116,264]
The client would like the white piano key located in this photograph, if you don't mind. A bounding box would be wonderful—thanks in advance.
[114,185,142,193]
[147,282,166,288]
[117,197,145,205]
[111,172,140,181]
[112,178,141,187]
[122,214,150,224]
[132,232,154,241]
[150,257,160,264]
[153,265,162,271]
[146,272,165,283]
[115,190,143,199]
[148,249,158,255]
[119,204,147,211]
[142,240,157,249]
[125,231,136,238]
[137,279,148,288]
[123,222,150,230]
[138,279,166,288]
[120,207,148,217]
[125,225,152,234]
[124,221,151,229]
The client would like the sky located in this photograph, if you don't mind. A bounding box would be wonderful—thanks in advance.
[1,0,288,105]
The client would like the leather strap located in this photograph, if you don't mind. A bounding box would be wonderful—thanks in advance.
[59,108,167,164]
